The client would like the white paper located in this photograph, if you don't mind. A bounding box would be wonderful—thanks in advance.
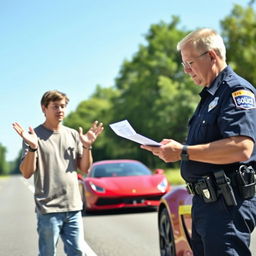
[109,120,161,146]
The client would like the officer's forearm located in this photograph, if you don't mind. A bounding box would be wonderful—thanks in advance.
[187,136,254,164]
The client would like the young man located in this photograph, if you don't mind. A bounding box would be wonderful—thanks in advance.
[141,28,256,255]
[13,90,104,256]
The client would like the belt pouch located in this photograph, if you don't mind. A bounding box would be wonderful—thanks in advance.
[240,183,256,199]
[236,166,256,199]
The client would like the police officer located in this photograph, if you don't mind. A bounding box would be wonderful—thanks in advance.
[141,28,256,256]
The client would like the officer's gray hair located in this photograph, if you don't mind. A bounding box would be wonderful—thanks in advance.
[177,28,226,61]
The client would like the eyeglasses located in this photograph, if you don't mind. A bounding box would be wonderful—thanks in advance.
[181,51,208,70]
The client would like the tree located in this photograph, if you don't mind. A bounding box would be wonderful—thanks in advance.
[0,144,9,175]
[111,16,200,166]
[63,16,202,168]
[64,86,120,161]
[64,4,256,168]
[9,150,22,174]
[221,4,256,85]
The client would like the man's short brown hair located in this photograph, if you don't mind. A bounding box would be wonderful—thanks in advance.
[40,90,69,107]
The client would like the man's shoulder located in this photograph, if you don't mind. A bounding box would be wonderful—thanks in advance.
[34,125,78,137]
[34,124,45,133]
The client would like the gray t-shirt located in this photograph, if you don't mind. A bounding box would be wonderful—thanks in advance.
[22,125,83,214]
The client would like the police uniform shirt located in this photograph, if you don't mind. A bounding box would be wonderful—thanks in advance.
[181,66,256,182]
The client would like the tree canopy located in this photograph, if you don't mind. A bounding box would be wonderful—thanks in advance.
[65,3,256,168]
[5,3,256,173]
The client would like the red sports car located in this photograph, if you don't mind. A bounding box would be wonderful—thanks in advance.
[77,159,171,212]
[158,185,193,256]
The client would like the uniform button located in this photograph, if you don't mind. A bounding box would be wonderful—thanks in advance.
[202,120,206,124]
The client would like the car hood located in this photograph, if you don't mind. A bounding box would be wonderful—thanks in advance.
[85,175,168,195]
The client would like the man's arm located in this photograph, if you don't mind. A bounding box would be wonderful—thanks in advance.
[77,121,104,173]
[77,147,93,174]
[12,122,38,179]
[20,150,37,179]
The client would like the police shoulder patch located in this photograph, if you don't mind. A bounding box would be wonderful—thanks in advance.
[232,90,256,109]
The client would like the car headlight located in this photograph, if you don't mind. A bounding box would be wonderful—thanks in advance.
[157,178,168,192]
[90,182,106,193]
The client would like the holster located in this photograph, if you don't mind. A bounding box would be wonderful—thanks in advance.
[236,165,256,199]
[214,170,237,206]
[194,176,218,203]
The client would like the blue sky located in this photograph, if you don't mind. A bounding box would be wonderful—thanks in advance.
[0,0,249,161]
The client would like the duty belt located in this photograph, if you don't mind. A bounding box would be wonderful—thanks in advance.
[186,167,256,206]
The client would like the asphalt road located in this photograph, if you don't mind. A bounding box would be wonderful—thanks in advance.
[0,175,255,256]
[0,175,160,256]
[84,208,159,256]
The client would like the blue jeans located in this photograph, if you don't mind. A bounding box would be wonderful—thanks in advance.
[37,211,86,256]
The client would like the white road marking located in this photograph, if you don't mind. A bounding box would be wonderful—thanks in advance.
[19,176,98,256]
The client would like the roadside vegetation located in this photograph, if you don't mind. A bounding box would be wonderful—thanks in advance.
[165,168,185,185]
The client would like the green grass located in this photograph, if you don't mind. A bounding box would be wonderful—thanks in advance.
[1,170,185,184]
[164,168,185,185]
[0,175,9,178]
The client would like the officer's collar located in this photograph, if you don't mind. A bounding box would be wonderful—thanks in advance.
[200,66,231,97]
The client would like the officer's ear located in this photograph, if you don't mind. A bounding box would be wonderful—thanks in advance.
[208,50,218,63]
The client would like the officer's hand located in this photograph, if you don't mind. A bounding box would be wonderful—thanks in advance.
[141,139,182,163]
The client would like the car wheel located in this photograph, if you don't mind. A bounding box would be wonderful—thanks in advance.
[159,207,176,256]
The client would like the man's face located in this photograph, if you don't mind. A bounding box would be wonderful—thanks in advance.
[181,44,213,87]
[42,99,67,123]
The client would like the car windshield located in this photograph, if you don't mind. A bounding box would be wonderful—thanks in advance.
[91,162,151,178]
